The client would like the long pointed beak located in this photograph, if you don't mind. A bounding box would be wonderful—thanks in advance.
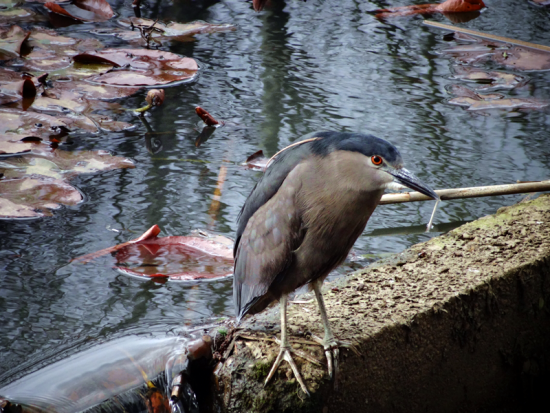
[389,167,440,200]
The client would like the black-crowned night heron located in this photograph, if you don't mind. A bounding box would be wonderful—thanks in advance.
[233,131,439,394]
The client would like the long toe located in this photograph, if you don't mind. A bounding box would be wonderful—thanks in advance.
[264,347,310,396]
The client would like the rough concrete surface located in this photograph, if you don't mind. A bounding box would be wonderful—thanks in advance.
[212,194,550,413]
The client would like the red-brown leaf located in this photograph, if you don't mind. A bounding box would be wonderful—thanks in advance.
[435,0,485,12]
[195,106,220,126]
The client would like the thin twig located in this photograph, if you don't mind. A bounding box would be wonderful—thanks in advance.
[379,180,550,205]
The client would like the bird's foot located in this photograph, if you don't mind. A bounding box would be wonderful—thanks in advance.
[265,346,315,396]
[311,335,359,389]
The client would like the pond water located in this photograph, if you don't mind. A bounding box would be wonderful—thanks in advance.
[1,0,550,399]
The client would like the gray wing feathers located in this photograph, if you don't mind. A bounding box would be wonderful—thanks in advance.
[233,167,305,319]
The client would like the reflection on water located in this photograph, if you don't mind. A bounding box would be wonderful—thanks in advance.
[0,335,190,413]
[1,0,549,402]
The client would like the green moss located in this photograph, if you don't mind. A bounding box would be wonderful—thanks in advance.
[251,360,271,381]
[217,327,228,338]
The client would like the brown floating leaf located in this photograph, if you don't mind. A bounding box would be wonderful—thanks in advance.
[451,66,526,90]
[492,47,550,71]
[443,39,550,71]
[0,109,68,155]
[195,106,220,126]
[253,0,270,11]
[73,0,113,19]
[0,68,38,105]
[0,25,30,60]
[44,0,113,24]
[0,177,82,219]
[111,18,236,45]
[74,48,198,86]
[1,148,136,180]
[375,0,484,18]
[447,86,548,111]
[434,0,485,12]
[49,80,140,100]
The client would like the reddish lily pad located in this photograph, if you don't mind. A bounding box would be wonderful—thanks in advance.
[0,177,82,218]
[375,0,485,18]
[0,25,30,60]
[114,234,234,280]
[72,224,234,280]
[44,0,113,23]
[74,48,198,86]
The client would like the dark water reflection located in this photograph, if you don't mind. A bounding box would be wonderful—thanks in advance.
[1,0,550,392]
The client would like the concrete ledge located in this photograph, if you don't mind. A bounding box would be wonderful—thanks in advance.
[213,194,550,412]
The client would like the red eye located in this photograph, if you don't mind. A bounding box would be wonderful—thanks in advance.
[371,155,383,166]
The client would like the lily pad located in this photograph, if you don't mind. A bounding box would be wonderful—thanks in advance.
[44,0,113,24]
[58,113,135,133]
[115,234,234,280]
[74,48,198,86]
[0,108,68,155]
[51,80,140,100]
[0,68,38,105]
[0,177,82,218]
[107,18,236,45]
[0,25,29,60]
[492,47,550,71]
[1,147,135,180]
[451,66,526,90]
[443,39,550,71]
[447,86,548,111]
[73,224,234,280]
